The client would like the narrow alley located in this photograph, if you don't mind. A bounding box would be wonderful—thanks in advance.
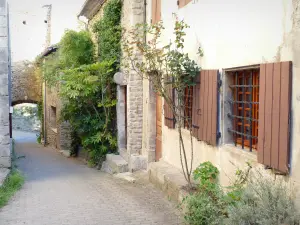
[0,131,182,225]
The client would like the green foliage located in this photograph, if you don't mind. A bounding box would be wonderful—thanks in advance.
[42,51,61,86]
[60,61,117,166]
[185,162,225,224]
[193,161,219,185]
[39,2,121,166]
[226,173,300,225]
[0,170,24,208]
[185,162,300,225]
[70,131,81,157]
[59,30,94,67]
[93,0,122,62]
[185,190,225,225]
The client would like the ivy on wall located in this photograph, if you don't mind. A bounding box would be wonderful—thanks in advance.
[93,0,122,63]
[39,0,122,167]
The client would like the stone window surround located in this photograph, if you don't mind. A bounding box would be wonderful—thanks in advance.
[221,65,260,157]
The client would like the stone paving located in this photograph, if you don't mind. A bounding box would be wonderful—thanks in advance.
[0,131,182,225]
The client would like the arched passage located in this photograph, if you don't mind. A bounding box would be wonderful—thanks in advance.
[12,102,41,134]
[11,61,42,105]
[12,100,38,107]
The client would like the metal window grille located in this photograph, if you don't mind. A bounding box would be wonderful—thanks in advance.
[228,69,259,151]
[184,86,193,129]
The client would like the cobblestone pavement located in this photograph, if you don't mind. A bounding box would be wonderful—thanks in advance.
[0,131,182,225]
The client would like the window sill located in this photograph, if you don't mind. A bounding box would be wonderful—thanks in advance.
[51,128,58,133]
[221,144,257,162]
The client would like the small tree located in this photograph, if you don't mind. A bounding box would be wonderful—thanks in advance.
[123,19,203,187]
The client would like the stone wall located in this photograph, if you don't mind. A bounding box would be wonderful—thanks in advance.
[0,0,10,168]
[120,0,146,170]
[44,83,71,152]
[11,60,42,105]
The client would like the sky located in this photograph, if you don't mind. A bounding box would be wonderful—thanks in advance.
[9,0,86,62]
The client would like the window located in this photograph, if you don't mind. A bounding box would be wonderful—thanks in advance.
[49,106,57,129]
[184,86,193,128]
[229,69,259,151]
[178,0,192,8]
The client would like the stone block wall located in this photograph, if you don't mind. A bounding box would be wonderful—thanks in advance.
[44,83,71,152]
[121,0,146,170]
[0,0,10,168]
[11,60,42,105]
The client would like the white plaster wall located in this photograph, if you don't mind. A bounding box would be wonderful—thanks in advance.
[144,0,300,188]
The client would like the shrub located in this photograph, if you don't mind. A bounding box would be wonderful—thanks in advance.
[59,30,94,67]
[185,187,226,225]
[185,162,226,225]
[226,173,300,225]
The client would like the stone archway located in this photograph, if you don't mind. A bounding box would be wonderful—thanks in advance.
[11,61,42,105]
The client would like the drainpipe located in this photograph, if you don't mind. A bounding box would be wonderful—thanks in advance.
[144,0,147,44]
[7,3,12,138]
[43,75,47,147]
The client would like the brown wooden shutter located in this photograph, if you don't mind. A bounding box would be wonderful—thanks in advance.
[192,73,201,139]
[156,0,161,22]
[258,61,292,173]
[198,70,219,146]
[178,0,192,8]
[151,0,161,24]
[164,84,175,129]
[151,0,157,24]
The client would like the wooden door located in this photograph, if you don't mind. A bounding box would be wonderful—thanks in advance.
[156,94,162,161]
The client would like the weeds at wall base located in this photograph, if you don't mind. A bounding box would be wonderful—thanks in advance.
[0,170,24,208]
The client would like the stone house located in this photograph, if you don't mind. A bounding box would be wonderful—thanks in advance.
[80,0,300,198]
[41,46,71,155]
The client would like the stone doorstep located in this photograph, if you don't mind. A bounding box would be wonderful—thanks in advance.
[0,168,10,187]
[113,172,136,183]
[59,150,71,158]
[148,160,190,205]
[102,154,129,174]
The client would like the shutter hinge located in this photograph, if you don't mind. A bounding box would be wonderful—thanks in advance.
[177,0,179,5]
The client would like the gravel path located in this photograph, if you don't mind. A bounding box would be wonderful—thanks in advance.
[0,131,182,225]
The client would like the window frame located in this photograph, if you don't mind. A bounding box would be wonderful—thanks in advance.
[49,106,57,129]
[224,65,260,152]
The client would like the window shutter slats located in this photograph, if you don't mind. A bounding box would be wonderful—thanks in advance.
[164,83,175,129]
[199,70,205,141]
[179,0,192,8]
[203,70,209,142]
[211,71,218,146]
[156,0,161,22]
[279,62,292,172]
[192,74,200,139]
[258,61,292,173]
[198,69,219,146]
[151,0,157,24]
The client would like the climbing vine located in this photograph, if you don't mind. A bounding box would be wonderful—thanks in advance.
[93,0,122,63]
[39,1,122,167]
